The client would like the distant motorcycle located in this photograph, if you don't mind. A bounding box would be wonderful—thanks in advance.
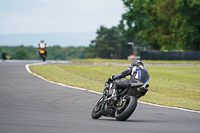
[39,48,47,62]
[2,51,12,60]
[91,81,149,121]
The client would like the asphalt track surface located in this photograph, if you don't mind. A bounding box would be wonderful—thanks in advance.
[0,61,200,133]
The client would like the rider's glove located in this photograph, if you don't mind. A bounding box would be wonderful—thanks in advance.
[108,75,114,82]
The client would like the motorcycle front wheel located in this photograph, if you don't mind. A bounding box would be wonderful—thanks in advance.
[91,97,103,119]
[115,96,137,121]
[42,55,46,62]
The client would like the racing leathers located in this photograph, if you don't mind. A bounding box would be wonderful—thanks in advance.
[38,41,47,49]
[109,63,150,98]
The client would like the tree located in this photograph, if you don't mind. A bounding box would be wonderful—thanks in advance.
[87,26,118,58]
[121,0,200,50]
[144,0,177,50]
[87,23,130,59]
[15,49,29,59]
[122,0,151,48]
[174,0,200,50]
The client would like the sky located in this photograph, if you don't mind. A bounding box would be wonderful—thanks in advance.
[0,0,127,47]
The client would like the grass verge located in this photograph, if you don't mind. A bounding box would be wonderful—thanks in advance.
[29,65,200,111]
[71,58,200,65]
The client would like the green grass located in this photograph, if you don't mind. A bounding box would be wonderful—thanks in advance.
[70,58,200,65]
[29,65,200,111]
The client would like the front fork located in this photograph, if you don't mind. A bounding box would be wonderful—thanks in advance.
[100,95,106,112]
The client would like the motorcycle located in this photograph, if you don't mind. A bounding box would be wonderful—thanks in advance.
[39,48,47,62]
[2,51,12,60]
[91,81,149,121]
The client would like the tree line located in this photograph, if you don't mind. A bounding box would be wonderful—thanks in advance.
[87,0,200,59]
[122,0,200,50]
[0,45,86,60]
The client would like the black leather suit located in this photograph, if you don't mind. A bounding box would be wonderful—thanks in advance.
[111,61,150,91]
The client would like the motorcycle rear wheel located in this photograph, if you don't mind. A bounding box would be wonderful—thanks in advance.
[115,96,137,121]
[91,97,103,119]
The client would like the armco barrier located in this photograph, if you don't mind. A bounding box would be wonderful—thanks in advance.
[140,51,200,60]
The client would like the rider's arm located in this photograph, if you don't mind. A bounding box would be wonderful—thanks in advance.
[112,67,132,80]
[45,43,48,48]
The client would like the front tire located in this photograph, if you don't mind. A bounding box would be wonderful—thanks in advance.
[115,96,137,121]
[42,55,46,62]
[91,97,103,119]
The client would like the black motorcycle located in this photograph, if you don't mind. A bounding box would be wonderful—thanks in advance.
[91,81,149,121]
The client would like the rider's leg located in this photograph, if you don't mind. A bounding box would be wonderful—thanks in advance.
[111,83,117,95]
[115,79,131,89]
[109,83,118,100]
[110,79,131,100]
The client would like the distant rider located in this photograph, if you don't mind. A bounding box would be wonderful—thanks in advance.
[2,51,7,60]
[37,40,47,57]
[107,58,150,100]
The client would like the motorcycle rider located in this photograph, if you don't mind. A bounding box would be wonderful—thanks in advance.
[2,51,7,60]
[37,40,47,57]
[107,58,150,100]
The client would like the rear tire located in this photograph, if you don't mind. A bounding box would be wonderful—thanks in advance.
[91,97,103,119]
[115,96,137,121]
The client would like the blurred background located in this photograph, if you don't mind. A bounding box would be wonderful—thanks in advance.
[1,0,200,60]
